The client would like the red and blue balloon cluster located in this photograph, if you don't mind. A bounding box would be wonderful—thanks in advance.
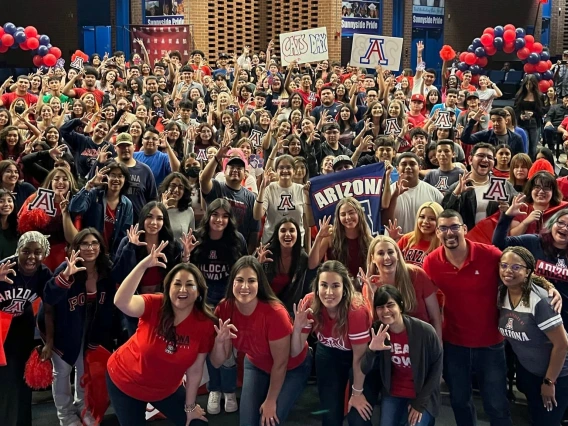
[0,22,62,67]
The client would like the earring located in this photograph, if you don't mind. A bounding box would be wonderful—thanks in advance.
[198,296,203,302]
[343,292,346,297]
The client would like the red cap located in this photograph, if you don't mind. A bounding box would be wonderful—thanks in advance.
[410,94,425,103]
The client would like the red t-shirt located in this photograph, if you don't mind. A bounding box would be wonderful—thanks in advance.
[0,91,38,108]
[407,112,427,129]
[103,204,116,249]
[215,300,308,373]
[561,116,568,129]
[271,273,290,296]
[107,294,215,401]
[327,237,363,280]
[492,168,509,179]
[191,64,212,76]
[74,87,105,106]
[398,235,431,268]
[139,267,164,294]
[302,292,371,351]
[423,242,503,347]
[389,329,416,398]
[295,88,320,109]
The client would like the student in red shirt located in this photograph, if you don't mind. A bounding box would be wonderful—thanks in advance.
[365,235,442,340]
[292,260,373,426]
[361,285,442,426]
[0,76,38,108]
[63,67,105,107]
[108,242,225,426]
[215,256,312,426]
[407,94,427,128]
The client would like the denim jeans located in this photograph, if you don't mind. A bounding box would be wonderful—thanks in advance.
[106,372,207,426]
[379,395,434,426]
[239,348,312,426]
[519,118,538,160]
[515,361,568,426]
[443,342,512,426]
[543,125,559,152]
[206,352,237,393]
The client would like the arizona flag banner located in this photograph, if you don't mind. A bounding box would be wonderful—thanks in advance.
[309,162,385,235]
[130,25,192,65]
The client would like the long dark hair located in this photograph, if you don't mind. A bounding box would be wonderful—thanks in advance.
[68,228,111,281]
[514,74,543,113]
[224,255,282,304]
[337,104,357,132]
[193,198,244,266]
[159,172,192,211]
[164,121,184,160]
[0,126,23,159]
[158,263,216,350]
[524,171,562,205]
[136,201,177,266]
[0,188,17,233]
[266,218,303,280]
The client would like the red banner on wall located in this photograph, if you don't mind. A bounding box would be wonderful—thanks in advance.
[130,25,192,64]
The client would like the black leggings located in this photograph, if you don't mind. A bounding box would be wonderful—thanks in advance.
[106,372,207,426]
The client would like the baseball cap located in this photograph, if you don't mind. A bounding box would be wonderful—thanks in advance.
[410,94,425,103]
[563,50,568,56]
[466,91,479,100]
[115,133,133,145]
[332,155,353,171]
[226,155,246,168]
[219,52,229,59]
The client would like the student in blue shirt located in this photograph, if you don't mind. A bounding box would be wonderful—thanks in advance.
[133,126,180,186]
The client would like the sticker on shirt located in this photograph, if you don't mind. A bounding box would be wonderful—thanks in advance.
[482,177,508,202]
[535,258,568,282]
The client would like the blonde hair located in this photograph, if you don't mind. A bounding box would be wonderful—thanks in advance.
[367,235,417,313]
[332,197,372,269]
[403,202,443,255]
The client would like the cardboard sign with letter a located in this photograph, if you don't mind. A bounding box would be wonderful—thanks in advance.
[350,34,403,71]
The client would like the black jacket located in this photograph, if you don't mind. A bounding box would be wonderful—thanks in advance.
[460,118,525,157]
[545,103,568,128]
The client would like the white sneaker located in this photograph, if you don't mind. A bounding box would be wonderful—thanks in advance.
[65,418,83,426]
[81,410,97,426]
[224,392,238,413]
[207,391,222,414]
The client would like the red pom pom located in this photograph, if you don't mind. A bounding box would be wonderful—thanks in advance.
[81,346,112,424]
[17,206,50,235]
[24,347,53,390]
[439,45,456,62]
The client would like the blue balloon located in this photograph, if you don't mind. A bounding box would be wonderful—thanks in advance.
[528,53,540,64]
[46,44,52,50]
[472,38,482,48]
[458,62,469,71]
[3,23,16,34]
[514,38,525,50]
[516,28,526,38]
[470,65,481,75]
[10,44,18,50]
[38,35,50,46]
[493,37,504,49]
[37,45,49,56]
[475,47,486,57]
[494,26,504,37]
[543,70,553,80]
[534,72,542,81]
[540,51,550,61]
[16,27,24,33]
[467,44,474,53]
[13,31,26,44]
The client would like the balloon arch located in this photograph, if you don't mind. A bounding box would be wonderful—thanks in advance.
[455,24,553,93]
[0,22,62,67]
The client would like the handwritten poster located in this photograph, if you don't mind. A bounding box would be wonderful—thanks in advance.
[349,33,403,71]
[279,27,329,66]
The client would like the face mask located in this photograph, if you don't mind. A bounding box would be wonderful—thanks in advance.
[186,166,201,178]
[239,123,251,132]
[14,105,25,114]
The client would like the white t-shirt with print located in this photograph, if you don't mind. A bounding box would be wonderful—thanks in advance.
[262,182,305,244]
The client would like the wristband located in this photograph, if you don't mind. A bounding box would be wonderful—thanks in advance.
[184,403,197,413]
[255,199,263,204]
[351,385,364,393]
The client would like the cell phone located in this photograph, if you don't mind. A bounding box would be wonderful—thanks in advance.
[156,108,164,117]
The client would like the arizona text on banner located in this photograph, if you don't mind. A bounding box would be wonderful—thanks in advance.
[309,162,385,236]
[349,33,403,71]
[279,27,329,66]
[130,25,191,65]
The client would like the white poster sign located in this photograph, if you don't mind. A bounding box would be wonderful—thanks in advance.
[279,27,329,66]
[350,34,403,71]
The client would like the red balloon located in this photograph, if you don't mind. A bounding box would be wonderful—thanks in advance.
[456,70,463,80]
[26,37,39,50]
[485,45,497,56]
[538,79,551,93]
[1,34,14,47]
[524,63,536,73]
[504,24,516,32]
[24,26,38,38]
[19,42,29,51]
[49,47,62,59]
[43,53,57,67]
[503,42,515,53]
[547,60,553,68]
[480,34,494,47]
[459,52,467,62]
[0,45,8,53]
[536,61,548,73]
[503,30,516,42]
[33,55,43,67]
[517,47,530,60]
[525,35,535,49]
[471,75,480,86]
[476,57,488,67]
[532,42,543,53]
[465,52,477,65]
[483,27,495,35]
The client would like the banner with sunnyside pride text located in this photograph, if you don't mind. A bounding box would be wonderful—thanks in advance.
[309,162,385,236]
[341,0,381,37]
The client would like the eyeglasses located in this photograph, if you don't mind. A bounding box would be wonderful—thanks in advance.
[79,241,100,250]
[556,221,568,230]
[533,185,552,193]
[168,184,184,192]
[499,263,527,272]
[474,153,495,161]
[437,224,464,233]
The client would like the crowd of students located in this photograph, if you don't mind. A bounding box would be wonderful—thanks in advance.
[1,37,568,426]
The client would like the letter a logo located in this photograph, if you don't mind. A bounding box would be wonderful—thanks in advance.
[384,118,401,136]
[360,38,388,66]
[483,177,508,202]
[29,188,57,217]
[278,194,296,212]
